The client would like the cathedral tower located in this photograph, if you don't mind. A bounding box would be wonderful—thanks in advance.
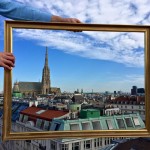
[41,47,51,94]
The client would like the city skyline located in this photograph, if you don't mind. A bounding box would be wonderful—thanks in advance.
[0,0,148,93]
[0,35,145,93]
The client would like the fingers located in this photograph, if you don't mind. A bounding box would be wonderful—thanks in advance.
[63,18,83,32]
[0,52,15,70]
[2,63,12,70]
[63,18,83,23]
[3,52,15,64]
[71,18,82,23]
[68,18,83,32]
[51,15,83,23]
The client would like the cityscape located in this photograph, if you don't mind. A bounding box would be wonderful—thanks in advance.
[0,47,146,150]
[0,0,149,149]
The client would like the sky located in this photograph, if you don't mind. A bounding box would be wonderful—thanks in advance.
[0,0,149,93]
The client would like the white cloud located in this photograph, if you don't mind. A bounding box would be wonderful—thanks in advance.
[15,28,144,67]
[1,0,149,67]
[15,0,150,24]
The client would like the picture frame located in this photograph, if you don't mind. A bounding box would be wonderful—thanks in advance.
[3,20,150,141]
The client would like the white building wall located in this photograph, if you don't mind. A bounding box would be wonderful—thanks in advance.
[112,104,145,121]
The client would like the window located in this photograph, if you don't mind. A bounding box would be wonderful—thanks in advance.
[94,138,102,148]
[43,121,51,130]
[94,139,97,147]
[51,141,57,150]
[54,123,61,131]
[84,140,91,149]
[41,120,45,129]
[106,120,113,129]
[19,114,23,122]
[70,124,80,130]
[116,119,125,129]
[133,117,140,126]
[23,115,28,123]
[60,144,69,150]
[92,121,101,130]
[36,119,43,128]
[105,138,108,145]
[125,118,133,127]
[82,122,91,130]
[72,142,80,150]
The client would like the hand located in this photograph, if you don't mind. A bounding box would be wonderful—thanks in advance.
[0,52,15,70]
[51,15,82,23]
[51,15,82,32]
[59,18,82,23]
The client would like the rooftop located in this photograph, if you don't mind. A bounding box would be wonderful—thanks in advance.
[21,106,69,121]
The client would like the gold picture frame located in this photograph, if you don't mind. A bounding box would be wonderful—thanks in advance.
[3,20,150,141]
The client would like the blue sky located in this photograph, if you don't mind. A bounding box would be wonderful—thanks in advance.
[0,0,149,93]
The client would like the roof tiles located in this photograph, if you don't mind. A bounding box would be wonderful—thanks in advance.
[21,106,69,121]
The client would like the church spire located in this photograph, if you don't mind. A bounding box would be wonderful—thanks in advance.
[45,46,48,67]
[41,47,51,94]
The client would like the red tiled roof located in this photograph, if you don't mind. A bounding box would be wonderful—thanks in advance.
[113,95,145,103]
[20,106,69,121]
[115,96,130,101]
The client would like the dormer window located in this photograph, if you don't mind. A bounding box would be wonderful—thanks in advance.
[106,120,113,129]
[116,119,125,129]
[43,120,51,131]
[70,124,80,130]
[36,119,43,128]
[82,122,91,130]
[53,123,61,131]
[23,115,28,123]
[19,114,23,122]
[92,121,101,130]
[125,118,133,127]
[133,117,140,127]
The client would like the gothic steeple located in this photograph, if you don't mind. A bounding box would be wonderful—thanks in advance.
[45,47,48,67]
[41,47,51,94]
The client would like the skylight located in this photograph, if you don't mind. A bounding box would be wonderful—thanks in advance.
[36,110,46,114]
[133,117,140,126]
[106,120,113,130]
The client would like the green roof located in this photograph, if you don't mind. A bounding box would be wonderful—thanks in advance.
[81,109,99,112]
[50,113,145,142]
[51,113,145,131]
